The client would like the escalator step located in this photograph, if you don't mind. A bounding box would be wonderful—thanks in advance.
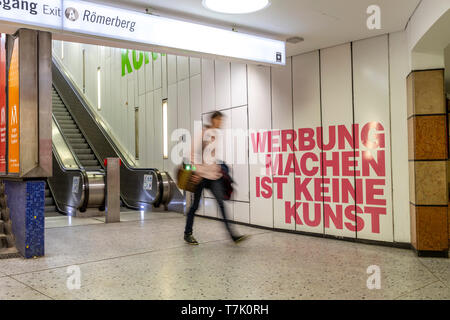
[73,149,91,154]
[56,113,70,117]
[58,121,75,125]
[77,154,95,160]
[55,116,72,121]
[81,160,99,166]
[72,143,88,149]
[45,197,54,205]
[85,166,102,171]
[45,206,57,213]
[62,129,81,134]
[53,109,67,113]
[53,111,70,116]
[45,189,50,197]
[61,124,78,130]
[68,138,86,144]
[65,134,83,139]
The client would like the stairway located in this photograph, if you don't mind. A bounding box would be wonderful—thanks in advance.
[0,181,20,258]
[52,86,103,171]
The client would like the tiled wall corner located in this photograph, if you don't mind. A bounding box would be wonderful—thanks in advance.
[408,69,449,254]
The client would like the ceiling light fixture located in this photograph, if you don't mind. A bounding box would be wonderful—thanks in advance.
[286,36,304,44]
[202,0,271,14]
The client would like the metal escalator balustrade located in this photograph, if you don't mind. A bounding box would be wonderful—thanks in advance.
[52,87,102,171]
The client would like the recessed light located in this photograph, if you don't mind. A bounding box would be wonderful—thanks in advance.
[202,0,271,14]
[286,36,304,44]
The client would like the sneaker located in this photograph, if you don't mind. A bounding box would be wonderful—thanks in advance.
[184,233,199,245]
[232,234,249,244]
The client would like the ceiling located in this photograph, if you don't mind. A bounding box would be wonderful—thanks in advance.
[87,0,421,57]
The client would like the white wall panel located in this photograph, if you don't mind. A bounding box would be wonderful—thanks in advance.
[119,59,128,149]
[110,49,121,140]
[177,56,190,81]
[127,76,136,157]
[200,112,214,200]
[271,57,294,231]
[138,94,147,165]
[162,54,168,99]
[153,89,164,170]
[168,54,177,85]
[234,201,250,224]
[190,57,201,76]
[167,83,179,178]
[320,43,356,239]
[190,74,202,135]
[219,109,232,169]
[201,59,216,113]
[215,60,231,110]
[389,31,411,243]
[231,106,249,202]
[292,51,323,235]
[145,92,155,167]
[353,35,393,242]
[177,79,191,165]
[137,56,146,96]
[248,64,273,228]
[103,56,111,127]
[153,53,162,90]
[145,54,154,93]
[231,63,247,107]
[204,198,218,218]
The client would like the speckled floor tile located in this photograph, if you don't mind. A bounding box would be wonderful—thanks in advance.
[0,214,265,277]
[93,210,183,222]
[0,277,51,300]
[1,211,449,300]
[417,257,450,287]
[396,281,450,300]
[45,216,104,229]
[9,231,440,300]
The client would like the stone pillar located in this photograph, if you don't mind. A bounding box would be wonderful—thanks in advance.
[105,158,120,223]
[4,180,45,258]
[407,69,449,257]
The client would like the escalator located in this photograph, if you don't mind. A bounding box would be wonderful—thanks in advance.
[52,87,102,171]
[47,58,184,216]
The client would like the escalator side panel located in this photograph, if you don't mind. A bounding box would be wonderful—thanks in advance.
[48,154,85,215]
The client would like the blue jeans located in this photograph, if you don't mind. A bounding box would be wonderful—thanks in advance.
[184,178,236,239]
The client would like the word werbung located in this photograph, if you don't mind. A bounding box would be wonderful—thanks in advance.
[251,122,388,235]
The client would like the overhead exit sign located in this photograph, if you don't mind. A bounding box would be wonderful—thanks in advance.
[0,0,286,66]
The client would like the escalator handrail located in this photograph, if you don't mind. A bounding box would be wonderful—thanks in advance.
[52,57,158,173]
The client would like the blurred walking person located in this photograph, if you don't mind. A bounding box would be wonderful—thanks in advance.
[184,111,247,245]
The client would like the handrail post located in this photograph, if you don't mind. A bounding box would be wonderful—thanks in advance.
[105,158,120,223]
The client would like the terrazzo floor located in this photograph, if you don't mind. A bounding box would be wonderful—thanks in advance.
[0,210,449,300]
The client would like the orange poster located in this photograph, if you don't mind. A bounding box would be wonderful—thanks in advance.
[0,34,6,174]
[8,39,19,174]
